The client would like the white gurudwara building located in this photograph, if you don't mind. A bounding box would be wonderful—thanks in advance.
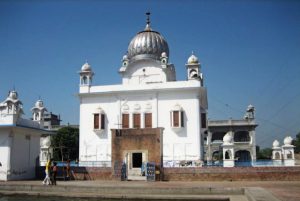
[78,14,208,172]
[0,91,51,181]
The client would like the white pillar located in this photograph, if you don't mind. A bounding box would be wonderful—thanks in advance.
[7,132,14,180]
[141,112,145,128]
[222,145,235,167]
[196,97,201,160]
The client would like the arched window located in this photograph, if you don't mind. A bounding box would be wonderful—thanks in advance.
[82,76,87,85]
[189,69,198,78]
[133,113,141,128]
[122,113,129,129]
[93,107,105,130]
[225,150,231,159]
[235,150,251,161]
[144,113,152,128]
[171,104,184,128]
[35,113,39,121]
[287,151,293,159]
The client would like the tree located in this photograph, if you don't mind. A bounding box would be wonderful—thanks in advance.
[51,126,79,161]
[256,146,272,160]
[293,132,300,153]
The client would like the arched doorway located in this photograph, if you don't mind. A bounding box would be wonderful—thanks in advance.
[212,151,222,166]
[235,150,251,166]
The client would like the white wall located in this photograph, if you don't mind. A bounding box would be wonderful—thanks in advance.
[0,114,15,125]
[9,129,40,180]
[0,130,9,181]
[79,81,204,163]
[158,90,201,161]
[79,95,117,162]
[122,60,168,85]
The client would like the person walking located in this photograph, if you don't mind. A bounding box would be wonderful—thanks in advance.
[65,159,71,180]
[51,162,58,185]
[42,158,52,185]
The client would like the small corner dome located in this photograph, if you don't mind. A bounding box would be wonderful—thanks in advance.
[247,104,255,112]
[8,91,18,100]
[272,140,280,148]
[187,53,199,64]
[161,52,167,58]
[223,131,233,144]
[122,54,128,61]
[41,137,51,147]
[283,136,293,145]
[35,100,44,108]
[81,62,92,71]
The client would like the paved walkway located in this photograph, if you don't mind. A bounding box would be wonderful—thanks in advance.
[1,180,299,201]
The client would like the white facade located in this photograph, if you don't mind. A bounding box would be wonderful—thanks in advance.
[272,137,295,166]
[0,91,50,181]
[78,15,208,167]
[206,105,258,166]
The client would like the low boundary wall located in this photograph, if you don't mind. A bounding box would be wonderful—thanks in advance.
[163,166,300,181]
[36,166,300,181]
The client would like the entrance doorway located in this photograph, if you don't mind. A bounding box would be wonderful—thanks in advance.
[125,150,148,180]
[132,153,142,168]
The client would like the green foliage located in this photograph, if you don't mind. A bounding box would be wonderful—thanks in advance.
[293,132,300,153]
[257,147,272,160]
[51,126,79,161]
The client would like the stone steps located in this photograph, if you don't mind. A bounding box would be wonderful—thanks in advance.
[0,183,281,201]
[0,183,244,196]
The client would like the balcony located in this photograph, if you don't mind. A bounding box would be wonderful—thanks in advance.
[208,119,257,127]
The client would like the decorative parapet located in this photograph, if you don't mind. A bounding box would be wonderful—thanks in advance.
[208,119,257,127]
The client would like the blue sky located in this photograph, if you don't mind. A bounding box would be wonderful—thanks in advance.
[0,0,299,147]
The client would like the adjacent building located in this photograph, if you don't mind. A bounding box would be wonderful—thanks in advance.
[43,112,61,130]
[0,91,51,181]
[205,105,258,166]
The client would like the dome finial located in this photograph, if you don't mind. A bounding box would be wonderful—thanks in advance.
[145,12,151,31]
[146,12,151,25]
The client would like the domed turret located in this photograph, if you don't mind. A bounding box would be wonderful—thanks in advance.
[8,91,18,100]
[1,90,24,116]
[41,136,51,147]
[81,62,92,71]
[272,140,280,148]
[79,61,94,86]
[283,136,293,146]
[31,99,47,123]
[187,53,199,64]
[35,100,44,108]
[186,52,202,82]
[127,13,169,61]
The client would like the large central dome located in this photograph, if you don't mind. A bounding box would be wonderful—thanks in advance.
[127,17,169,61]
